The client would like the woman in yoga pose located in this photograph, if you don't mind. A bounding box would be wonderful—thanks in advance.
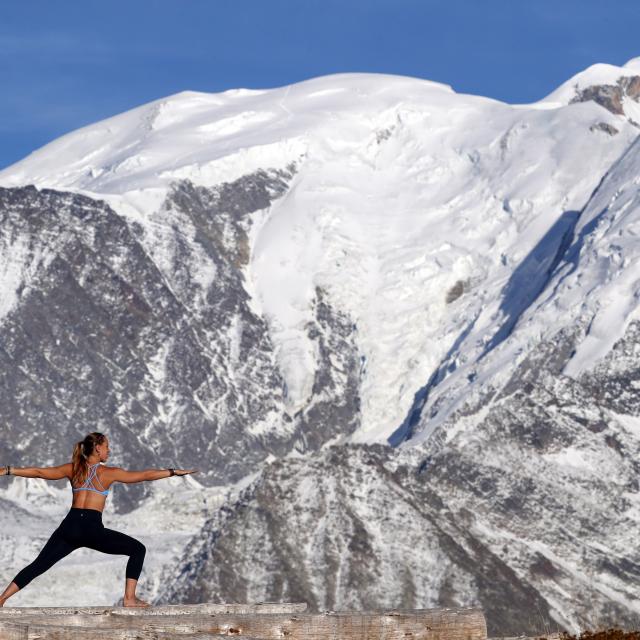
[0,432,197,608]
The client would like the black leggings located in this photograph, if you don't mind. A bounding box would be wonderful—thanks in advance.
[12,507,146,590]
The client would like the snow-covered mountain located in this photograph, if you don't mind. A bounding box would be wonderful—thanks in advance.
[1,58,640,634]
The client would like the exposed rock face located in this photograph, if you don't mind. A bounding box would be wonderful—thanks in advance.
[579,320,640,417]
[589,122,619,135]
[290,286,362,451]
[0,170,360,513]
[445,280,467,304]
[570,75,640,116]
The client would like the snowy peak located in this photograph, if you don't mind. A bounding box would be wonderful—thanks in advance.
[0,73,455,196]
[2,63,639,196]
[539,61,640,124]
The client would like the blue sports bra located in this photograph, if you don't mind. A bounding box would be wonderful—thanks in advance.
[72,463,109,497]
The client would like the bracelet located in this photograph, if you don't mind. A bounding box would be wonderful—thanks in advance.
[168,468,175,477]
[5,465,11,476]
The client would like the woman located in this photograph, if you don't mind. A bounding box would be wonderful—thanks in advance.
[0,432,197,608]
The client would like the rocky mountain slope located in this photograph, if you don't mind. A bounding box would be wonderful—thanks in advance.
[1,59,640,634]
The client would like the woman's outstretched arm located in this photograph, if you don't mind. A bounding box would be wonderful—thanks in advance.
[1,464,71,480]
[105,467,197,484]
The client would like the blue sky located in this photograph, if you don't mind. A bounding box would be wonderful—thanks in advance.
[1,0,639,170]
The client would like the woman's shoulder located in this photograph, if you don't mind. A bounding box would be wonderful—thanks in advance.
[99,465,122,477]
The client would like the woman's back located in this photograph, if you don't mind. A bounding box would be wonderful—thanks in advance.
[71,463,110,511]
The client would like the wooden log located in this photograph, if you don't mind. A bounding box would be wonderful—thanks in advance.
[0,605,487,640]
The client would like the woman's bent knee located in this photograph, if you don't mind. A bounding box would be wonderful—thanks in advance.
[131,539,146,564]
[125,540,146,581]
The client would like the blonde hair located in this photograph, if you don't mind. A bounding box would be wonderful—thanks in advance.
[71,432,106,486]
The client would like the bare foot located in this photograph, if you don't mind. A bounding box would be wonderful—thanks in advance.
[123,596,150,608]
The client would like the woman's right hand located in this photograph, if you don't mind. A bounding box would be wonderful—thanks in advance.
[175,469,198,476]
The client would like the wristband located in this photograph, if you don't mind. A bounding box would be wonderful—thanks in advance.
[168,468,175,477]
[6,465,11,476]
